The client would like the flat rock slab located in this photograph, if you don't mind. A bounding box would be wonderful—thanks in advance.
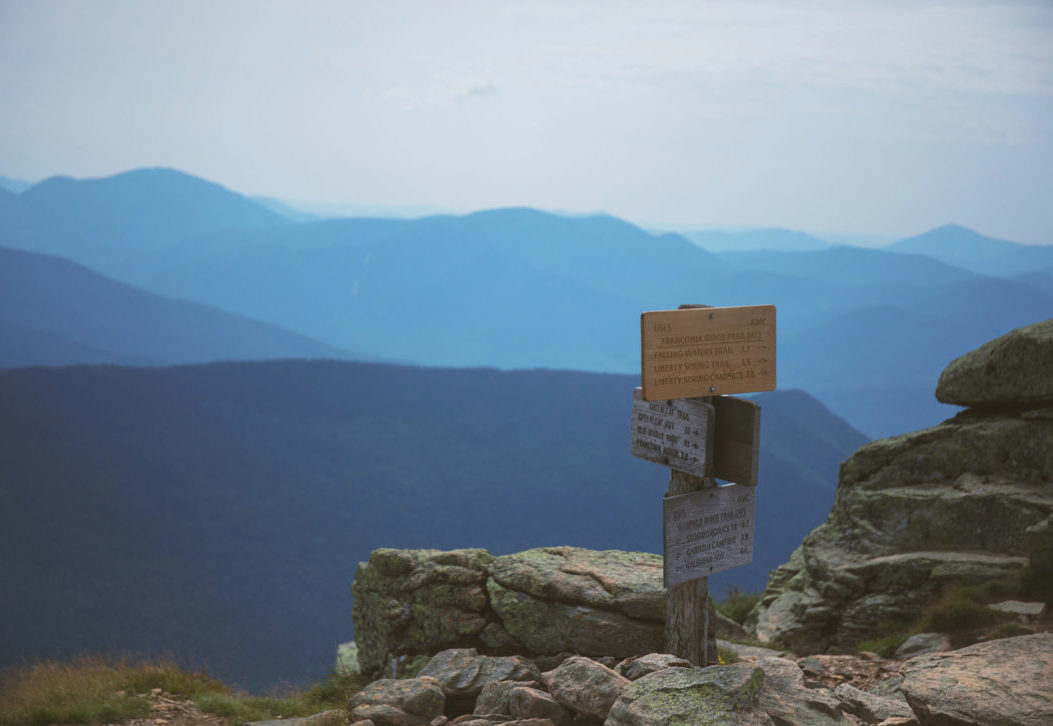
[488,547,665,620]
[936,318,1053,405]
[605,658,851,726]
[895,633,952,659]
[418,648,540,698]
[989,600,1047,620]
[901,633,1053,726]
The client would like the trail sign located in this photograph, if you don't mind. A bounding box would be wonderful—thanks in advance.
[630,388,713,478]
[713,396,761,487]
[663,483,755,587]
[640,304,776,401]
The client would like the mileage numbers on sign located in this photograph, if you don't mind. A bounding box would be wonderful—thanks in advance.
[641,305,776,401]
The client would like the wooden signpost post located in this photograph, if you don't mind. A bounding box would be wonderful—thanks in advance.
[631,303,774,666]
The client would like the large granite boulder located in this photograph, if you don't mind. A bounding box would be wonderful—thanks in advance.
[605,657,851,726]
[900,633,1053,725]
[418,648,540,699]
[348,677,446,726]
[352,549,495,674]
[936,318,1053,406]
[353,546,681,675]
[747,324,1053,653]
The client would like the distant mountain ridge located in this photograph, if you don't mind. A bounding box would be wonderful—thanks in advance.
[0,360,866,690]
[1,167,288,267]
[2,166,1050,437]
[0,174,33,193]
[886,223,1053,276]
[681,228,832,252]
[0,245,357,367]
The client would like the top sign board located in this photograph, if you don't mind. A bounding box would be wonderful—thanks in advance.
[641,305,776,401]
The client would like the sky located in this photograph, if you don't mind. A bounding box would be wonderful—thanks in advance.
[1,0,1051,243]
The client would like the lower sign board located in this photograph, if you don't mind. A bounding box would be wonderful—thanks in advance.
[663,483,755,587]
[630,388,713,478]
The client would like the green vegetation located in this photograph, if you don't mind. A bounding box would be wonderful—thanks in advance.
[716,646,740,665]
[857,570,1040,657]
[0,656,368,726]
[0,656,221,726]
[716,584,761,625]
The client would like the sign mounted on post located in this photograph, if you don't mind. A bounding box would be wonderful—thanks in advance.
[663,483,755,587]
[641,304,776,401]
[630,388,713,478]
[713,396,761,487]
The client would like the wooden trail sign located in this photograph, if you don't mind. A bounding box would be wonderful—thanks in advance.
[663,483,755,587]
[630,388,714,478]
[641,304,776,401]
[713,396,761,487]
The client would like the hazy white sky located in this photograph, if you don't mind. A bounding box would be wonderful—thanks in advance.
[1,0,1051,242]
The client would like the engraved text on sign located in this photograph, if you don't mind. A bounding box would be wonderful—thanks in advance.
[663,483,755,587]
[630,388,713,478]
[641,305,776,401]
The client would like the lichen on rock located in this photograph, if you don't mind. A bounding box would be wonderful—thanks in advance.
[747,322,1053,654]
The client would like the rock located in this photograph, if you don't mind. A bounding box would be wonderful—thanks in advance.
[751,657,850,725]
[351,720,377,726]
[875,719,917,726]
[349,678,446,726]
[337,641,360,675]
[1026,515,1053,593]
[508,687,574,726]
[606,658,851,726]
[935,319,1053,406]
[604,665,768,726]
[247,711,348,726]
[418,648,540,699]
[866,675,905,699]
[894,633,951,659]
[450,716,511,725]
[718,639,788,659]
[541,656,629,720]
[488,548,665,620]
[988,600,1047,621]
[614,653,692,680]
[430,718,448,726]
[474,680,543,716]
[900,633,1053,726]
[747,402,1052,652]
[713,609,748,640]
[487,580,662,659]
[352,549,494,674]
[352,546,696,670]
[833,683,914,723]
[350,704,409,726]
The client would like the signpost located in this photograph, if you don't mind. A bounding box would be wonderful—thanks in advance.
[631,389,713,478]
[663,484,756,586]
[640,304,775,401]
[631,303,775,666]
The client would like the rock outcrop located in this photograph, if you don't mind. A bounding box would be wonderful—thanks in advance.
[344,638,1053,725]
[352,546,719,675]
[900,632,1053,726]
[748,320,1053,653]
[936,318,1053,406]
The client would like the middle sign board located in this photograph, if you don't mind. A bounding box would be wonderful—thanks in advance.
[630,388,761,486]
[630,388,714,478]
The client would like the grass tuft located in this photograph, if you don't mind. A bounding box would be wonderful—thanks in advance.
[716,584,761,625]
[0,654,224,726]
[855,571,1037,656]
[0,654,369,726]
